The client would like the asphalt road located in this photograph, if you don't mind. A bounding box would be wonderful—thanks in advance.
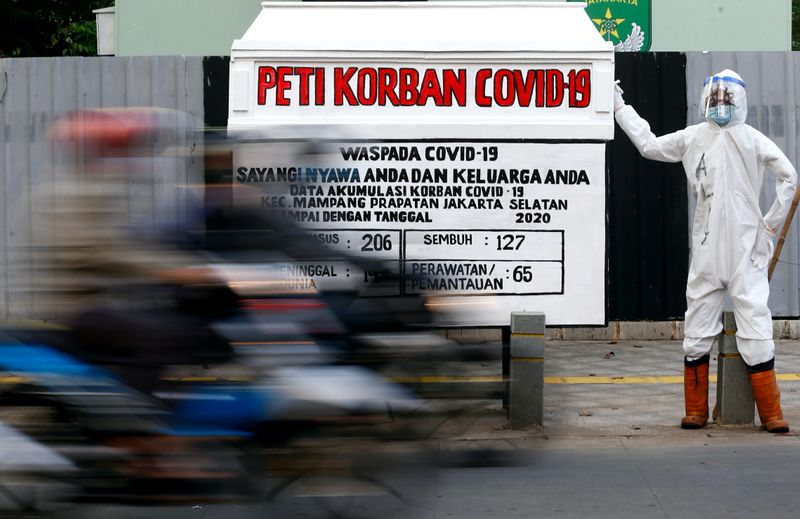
[7,435,797,519]
[4,339,800,518]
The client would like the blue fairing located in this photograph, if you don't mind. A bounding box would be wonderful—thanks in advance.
[0,344,106,377]
[0,342,264,437]
[172,385,269,436]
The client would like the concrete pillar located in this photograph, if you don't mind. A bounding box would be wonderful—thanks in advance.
[714,311,755,425]
[509,312,545,428]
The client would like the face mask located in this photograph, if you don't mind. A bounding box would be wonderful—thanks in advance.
[708,105,732,126]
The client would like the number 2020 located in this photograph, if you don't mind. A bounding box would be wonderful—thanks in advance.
[515,212,551,224]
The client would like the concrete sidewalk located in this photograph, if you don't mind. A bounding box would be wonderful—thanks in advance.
[427,339,800,443]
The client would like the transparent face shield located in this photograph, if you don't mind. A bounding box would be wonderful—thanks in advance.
[700,75,745,126]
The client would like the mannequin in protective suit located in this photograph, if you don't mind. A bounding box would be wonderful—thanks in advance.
[614,70,797,433]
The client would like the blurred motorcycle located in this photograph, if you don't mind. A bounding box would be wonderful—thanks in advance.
[0,115,503,515]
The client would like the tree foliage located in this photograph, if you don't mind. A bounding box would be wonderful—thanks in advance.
[0,0,111,57]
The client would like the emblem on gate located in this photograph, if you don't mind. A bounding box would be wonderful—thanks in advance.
[568,0,651,52]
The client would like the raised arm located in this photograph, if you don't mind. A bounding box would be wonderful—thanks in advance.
[614,84,687,164]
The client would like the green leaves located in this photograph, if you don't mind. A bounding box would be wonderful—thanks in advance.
[0,0,110,57]
[52,20,98,56]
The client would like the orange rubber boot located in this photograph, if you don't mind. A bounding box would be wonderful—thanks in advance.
[681,356,709,429]
[749,369,790,433]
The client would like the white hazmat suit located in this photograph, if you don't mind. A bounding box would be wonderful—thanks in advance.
[614,70,797,367]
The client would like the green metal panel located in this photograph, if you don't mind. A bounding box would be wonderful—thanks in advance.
[115,0,791,56]
[651,0,791,51]
[571,0,789,52]
[116,0,266,56]
[568,0,651,52]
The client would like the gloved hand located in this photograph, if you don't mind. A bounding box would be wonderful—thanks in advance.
[614,80,625,111]
[751,223,776,269]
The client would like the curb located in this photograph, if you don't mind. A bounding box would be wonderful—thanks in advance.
[443,320,800,343]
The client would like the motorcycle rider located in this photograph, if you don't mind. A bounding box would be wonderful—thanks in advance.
[32,108,235,394]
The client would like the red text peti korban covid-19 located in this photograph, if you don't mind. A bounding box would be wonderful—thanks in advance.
[256,66,591,108]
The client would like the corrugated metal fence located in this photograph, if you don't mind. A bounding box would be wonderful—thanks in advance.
[608,52,689,321]
[609,52,800,320]
[685,53,800,317]
[0,57,205,319]
[1,53,799,322]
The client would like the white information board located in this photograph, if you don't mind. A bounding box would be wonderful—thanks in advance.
[233,139,605,325]
[229,2,614,326]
